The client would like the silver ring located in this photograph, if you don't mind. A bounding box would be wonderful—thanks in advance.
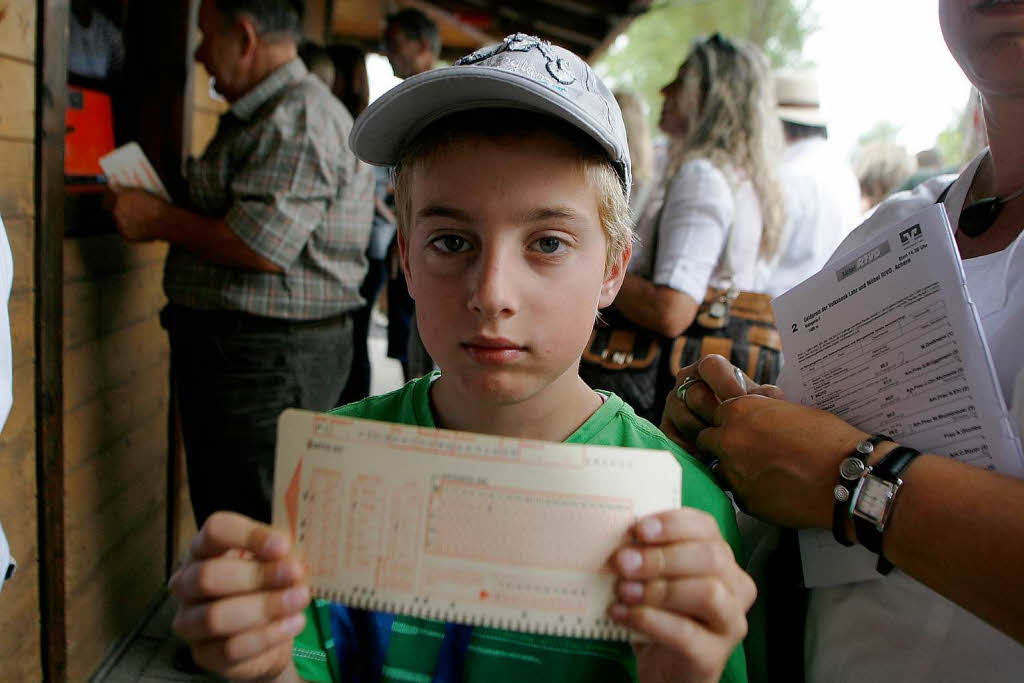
[675,376,701,400]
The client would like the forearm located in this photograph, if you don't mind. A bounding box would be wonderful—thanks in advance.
[614,273,698,337]
[873,453,1024,643]
[152,204,282,273]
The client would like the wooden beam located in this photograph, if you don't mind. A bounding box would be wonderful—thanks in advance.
[35,1,68,681]
[424,0,602,54]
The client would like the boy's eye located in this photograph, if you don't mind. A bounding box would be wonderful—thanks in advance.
[531,236,566,254]
[430,234,472,253]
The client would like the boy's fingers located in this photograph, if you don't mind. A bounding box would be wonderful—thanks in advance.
[190,511,290,561]
[613,537,738,582]
[609,605,734,683]
[615,577,746,635]
[172,585,310,641]
[632,509,722,545]
[191,612,305,671]
[170,557,305,603]
[193,639,295,682]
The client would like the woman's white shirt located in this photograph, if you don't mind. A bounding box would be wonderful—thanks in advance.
[806,150,1024,682]
[628,157,763,303]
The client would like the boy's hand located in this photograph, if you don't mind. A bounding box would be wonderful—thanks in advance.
[169,511,310,682]
[608,509,756,683]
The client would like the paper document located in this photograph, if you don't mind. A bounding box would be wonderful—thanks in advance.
[99,142,171,201]
[771,204,1023,586]
[272,409,682,640]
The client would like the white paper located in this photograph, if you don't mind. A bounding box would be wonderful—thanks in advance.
[273,409,682,640]
[99,142,171,201]
[771,204,1024,587]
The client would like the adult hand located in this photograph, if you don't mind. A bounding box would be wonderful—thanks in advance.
[107,187,169,242]
[659,354,782,454]
[169,512,310,681]
[695,393,868,531]
[609,509,756,683]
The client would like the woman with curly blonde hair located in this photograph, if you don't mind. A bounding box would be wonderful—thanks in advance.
[583,33,784,421]
[626,33,783,328]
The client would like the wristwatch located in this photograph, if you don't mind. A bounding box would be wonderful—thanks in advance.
[851,445,921,574]
[832,434,891,546]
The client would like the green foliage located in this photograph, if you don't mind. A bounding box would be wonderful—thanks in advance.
[856,120,902,148]
[595,0,819,132]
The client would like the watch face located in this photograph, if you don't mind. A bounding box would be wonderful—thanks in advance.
[854,476,895,523]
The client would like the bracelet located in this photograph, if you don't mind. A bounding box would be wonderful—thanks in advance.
[850,445,921,574]
[832,434,892,546]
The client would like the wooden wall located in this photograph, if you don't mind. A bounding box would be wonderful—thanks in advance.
[62,235,170,681]
[0,0,42,680]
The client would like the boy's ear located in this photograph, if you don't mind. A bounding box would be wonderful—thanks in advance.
[598,241,631,309]
[236,15,259,61]
[396,228,416,302]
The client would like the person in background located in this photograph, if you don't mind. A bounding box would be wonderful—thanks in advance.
[68,0,125,80]
[582,34,785,421]
[754,71,862,297]
[0,216,13,595]
[614,89,657,215]
[329,43,390,405]
[382,7,439,382]
[855,140,917,213]
[108,0,374,526]
[327,43,370,119]
[662,1,1024,679]
[383,6,440,78]
[298,41,336,89]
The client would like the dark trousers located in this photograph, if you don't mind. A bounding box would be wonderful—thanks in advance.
[164,304,353,525]
[339,257,388,406]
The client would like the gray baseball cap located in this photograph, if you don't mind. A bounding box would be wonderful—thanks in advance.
[349,33,632,200]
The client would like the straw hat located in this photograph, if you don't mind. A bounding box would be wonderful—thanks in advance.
[775,71,827,127]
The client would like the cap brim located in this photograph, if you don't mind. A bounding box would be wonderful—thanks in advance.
[350,66,622,169]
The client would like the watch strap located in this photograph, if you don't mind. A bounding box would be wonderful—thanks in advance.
[853,446,921,574]
[832,434,891,546]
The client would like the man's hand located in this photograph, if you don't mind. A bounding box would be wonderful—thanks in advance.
[608,509,756,683]
[169,512,310,682]
[107,187,171,242]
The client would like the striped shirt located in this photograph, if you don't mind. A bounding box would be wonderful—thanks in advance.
[165,59,374,320]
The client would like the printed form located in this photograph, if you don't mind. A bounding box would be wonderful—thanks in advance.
[771,204,1023,586]
[99,142,172,201]
[272,409,682,640]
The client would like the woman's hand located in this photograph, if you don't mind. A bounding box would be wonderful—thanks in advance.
[169,512,310,682]
[660,354,782,454]
[608,509,756,683]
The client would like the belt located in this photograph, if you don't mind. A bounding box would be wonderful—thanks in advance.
[161,303,351,334]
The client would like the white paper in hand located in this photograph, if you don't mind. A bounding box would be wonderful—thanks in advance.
[99,142,171,201]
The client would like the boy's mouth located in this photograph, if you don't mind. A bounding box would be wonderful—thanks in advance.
[461,336,526,364]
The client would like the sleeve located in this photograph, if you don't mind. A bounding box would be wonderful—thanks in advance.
[292,601,338,682]
[225,119,338,271]
[651,159,735,303]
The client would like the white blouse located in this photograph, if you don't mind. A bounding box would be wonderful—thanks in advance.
[628,158,764,303]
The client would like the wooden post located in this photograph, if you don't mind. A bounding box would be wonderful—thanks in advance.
[35,1,68,681]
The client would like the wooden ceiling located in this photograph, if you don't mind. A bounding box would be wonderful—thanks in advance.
[330,0,653,62]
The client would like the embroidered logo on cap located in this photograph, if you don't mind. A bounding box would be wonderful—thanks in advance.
[456,33,578,86]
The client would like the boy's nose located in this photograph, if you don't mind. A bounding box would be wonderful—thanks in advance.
[467,250,517,320]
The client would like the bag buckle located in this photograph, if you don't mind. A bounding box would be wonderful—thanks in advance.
[601,348,634,366]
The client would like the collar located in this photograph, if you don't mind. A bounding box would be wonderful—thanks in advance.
[230,58,307,121]
[943,148,988,230]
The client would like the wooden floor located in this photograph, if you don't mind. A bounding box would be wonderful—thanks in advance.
[96,314,405,682]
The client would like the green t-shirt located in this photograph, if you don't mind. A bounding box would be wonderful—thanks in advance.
[292,373,752,682]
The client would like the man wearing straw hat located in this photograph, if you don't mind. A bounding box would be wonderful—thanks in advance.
[756,71,862,297]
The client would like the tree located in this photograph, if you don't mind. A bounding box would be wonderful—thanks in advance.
[595,0,819,132]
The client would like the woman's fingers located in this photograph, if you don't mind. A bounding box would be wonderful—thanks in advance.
[173,584,310,641]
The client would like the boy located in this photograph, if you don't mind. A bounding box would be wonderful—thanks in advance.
[169,34,756,683]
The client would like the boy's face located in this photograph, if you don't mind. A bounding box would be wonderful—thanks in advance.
[400,131,628,407]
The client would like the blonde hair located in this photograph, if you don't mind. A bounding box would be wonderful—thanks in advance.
[855,141,916,209]
[664,35,785,260]
[614,90,654,194]
[392,110,634,275]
